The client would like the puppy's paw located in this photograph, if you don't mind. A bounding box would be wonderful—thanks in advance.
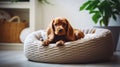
[56,40,65,46]
[75,31,84,39]
[42,40,50,46]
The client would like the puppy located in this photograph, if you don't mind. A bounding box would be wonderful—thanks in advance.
[42,17,84,46]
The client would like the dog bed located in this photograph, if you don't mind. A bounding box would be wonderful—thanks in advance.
[24,28,114,63]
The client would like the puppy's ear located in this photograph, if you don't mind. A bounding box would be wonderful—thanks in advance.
[46,20,55,41]
[65,19,75,41]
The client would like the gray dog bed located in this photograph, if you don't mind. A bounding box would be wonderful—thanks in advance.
[24,28,114,63]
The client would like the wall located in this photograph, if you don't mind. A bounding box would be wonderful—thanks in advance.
[41,0,94,29]
[40,0,120,50]
[41,0,120,29]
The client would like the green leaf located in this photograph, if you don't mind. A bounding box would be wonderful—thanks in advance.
[98,6,103,15]
[38,0,52,5]
[113,11,119,14]
[86,0,99,11]
[111,0,120,4]
[112,14,117,21]
[80,1,91,11]
[92,12,101,24]
[44,0,52,4]
[100,19,103,26]
[98,1,106,15]
[89,11,99,14]
[103,16,109,26]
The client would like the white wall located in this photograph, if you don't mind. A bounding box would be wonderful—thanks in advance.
[41,0,93,29]
[41,0,120,29]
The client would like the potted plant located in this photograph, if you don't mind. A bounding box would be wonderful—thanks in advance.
[80,0,120,51]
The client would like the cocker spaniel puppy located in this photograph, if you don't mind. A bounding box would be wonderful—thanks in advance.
[42,17,84,46]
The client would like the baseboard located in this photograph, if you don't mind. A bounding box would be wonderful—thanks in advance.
[0,43,23,50]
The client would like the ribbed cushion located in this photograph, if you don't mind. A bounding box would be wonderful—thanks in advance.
[24,28,114,63]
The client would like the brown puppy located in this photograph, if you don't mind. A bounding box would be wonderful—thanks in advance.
[42,17,84,46]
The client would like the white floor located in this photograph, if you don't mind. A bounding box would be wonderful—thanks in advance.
[0,50,120,67]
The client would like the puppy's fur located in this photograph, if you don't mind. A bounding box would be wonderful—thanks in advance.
[42,17,84,46]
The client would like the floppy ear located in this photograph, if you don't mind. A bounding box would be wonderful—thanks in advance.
[65,19,76,41]
[46,20,55,41]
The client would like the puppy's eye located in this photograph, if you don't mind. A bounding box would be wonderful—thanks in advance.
[62,23,66,26]
[54,24,58,26]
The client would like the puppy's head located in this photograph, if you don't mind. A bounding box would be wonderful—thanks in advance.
[47,17,75,40]
[52,17,68,36]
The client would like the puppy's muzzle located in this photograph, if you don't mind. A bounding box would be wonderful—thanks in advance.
[58,29,63,33]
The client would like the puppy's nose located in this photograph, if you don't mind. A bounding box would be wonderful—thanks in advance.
[59,29,63,32]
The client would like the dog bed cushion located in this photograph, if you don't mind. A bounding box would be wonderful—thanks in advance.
[24,28,114,63]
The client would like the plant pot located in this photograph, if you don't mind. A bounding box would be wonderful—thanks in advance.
[94,26,120,51]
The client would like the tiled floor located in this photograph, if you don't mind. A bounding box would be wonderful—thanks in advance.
[0,50,120,67]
